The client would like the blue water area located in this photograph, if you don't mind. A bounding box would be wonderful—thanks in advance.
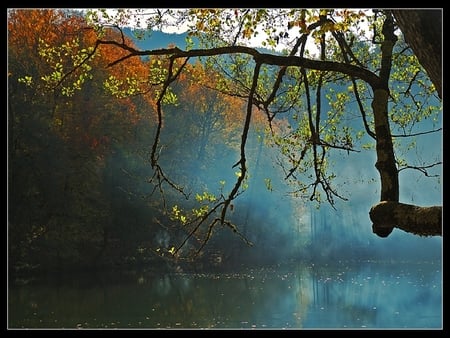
[8,260,442,329]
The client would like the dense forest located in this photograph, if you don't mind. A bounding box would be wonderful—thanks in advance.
[8,9,442,276]
[8,9,297,274]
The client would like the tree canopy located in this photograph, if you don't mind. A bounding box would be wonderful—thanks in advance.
[9,8,442,266]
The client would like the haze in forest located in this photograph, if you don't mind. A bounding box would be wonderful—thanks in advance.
[120,28,443,263]
[8,10,442,275]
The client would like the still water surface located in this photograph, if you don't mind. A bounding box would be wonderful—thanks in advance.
[8,260,442,329]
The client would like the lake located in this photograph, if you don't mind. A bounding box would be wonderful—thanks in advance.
[8,259,442,330]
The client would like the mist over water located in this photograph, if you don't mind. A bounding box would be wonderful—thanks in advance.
[9,259,442,329]
[118,29,442,268]
[110,116,441,267]
[8,13,442,330]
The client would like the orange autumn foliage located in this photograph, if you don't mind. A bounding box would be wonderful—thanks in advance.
[8,9,155,160]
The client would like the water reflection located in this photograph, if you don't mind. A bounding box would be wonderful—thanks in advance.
[8,260,442,329]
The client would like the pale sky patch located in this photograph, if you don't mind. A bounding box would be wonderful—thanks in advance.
[85,8,375,58]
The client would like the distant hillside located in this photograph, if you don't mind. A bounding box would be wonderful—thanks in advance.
[123,27,192,50]
[122,27,275,54]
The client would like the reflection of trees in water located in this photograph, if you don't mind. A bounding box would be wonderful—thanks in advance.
[9,261,441,328]
[301,261,442,328]
[308,267,378,326]
[141,270,310,328]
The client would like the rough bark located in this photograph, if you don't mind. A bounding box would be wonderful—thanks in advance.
[372,88,399,203]
[368,12,441,239]
[370,201,442,237]
[392,9,442,99]
[371,13,400,205]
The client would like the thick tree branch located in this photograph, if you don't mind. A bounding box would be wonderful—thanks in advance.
[370,201,442,237]
[94,40,383,89]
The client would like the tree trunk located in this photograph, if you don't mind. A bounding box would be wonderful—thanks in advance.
[367,12,442,238]
[372,88,399,203]
[370,201,442,237]
[373,13,399,202]
[391,9,442,99]
[369,12,399,238]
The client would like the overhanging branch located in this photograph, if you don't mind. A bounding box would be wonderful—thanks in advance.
[93,40,382,89]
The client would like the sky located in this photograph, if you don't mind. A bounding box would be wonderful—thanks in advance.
[86,8,375,56]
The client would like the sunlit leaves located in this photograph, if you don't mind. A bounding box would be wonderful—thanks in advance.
[189,9,223,35]
[171,205,187,224]
[161,90,178,105]
[84,9,107,37]
[170,190,218,225]
[37,37,95,96]
[9,10,96,98]
[264,178,273,191]
[387,40,442,138]
[104,74,154,99]
[184,34,195,51]
[195,191,217,203]
[149,58,168,83]
[85,8,136,37]
[17,75,33,87]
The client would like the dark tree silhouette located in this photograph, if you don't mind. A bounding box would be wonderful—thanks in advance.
[392,9,442,99]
